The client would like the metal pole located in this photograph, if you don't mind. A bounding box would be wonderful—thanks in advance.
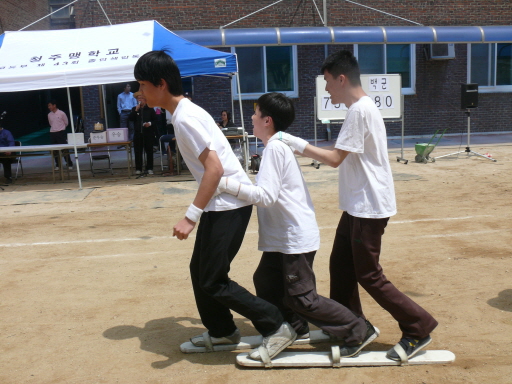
[230,75,235,124]
[235,73,249,172]
[323,0,327,26]
[467,109,470,152]
[67,87,82,190]
[102,85,109,129]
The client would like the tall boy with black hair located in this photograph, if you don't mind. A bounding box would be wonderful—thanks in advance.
[218,92,379,360]
[133,50,296,361]
[279,50,438,362]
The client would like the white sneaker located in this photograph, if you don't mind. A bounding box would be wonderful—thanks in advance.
[54,166,59,171]
[135,170,141,175]
[68,166,73,170]
[147,170,154,175]
[248,322,297,361]
[190,329,241,347]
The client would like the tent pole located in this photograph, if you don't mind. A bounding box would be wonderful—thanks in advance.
[102,85,109,129]
[67,87,82,190]
[230,75,235,124]
[235,73,244,132]
[235,73,248,172]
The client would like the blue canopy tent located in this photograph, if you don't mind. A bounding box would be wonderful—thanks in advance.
[0,20,241,188]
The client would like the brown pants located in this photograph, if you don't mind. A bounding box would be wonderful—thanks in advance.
[253,251,367,345]
[330,212,438,339]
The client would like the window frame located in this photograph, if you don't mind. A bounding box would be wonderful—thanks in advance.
[354,43,416,95]
[231,45,299,100]
[468,43,512,93]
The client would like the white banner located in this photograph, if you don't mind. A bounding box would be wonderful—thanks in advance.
[0,21,154,92]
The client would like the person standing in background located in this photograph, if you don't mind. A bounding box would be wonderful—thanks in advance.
[117,84,137,135]
[129,92,157,175]
[47,100,72,170]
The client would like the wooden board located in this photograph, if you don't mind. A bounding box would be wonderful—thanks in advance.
[236,350,456,368]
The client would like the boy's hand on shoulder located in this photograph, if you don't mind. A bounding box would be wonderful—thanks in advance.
[277,131,308,153]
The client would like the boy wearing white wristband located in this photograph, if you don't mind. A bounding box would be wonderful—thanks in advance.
[218,92,378,360]
[134,51,295,361]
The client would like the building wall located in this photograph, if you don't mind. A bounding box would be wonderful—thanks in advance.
[74,1,512,139]
[74,1,512,30]
[0,1,50,33]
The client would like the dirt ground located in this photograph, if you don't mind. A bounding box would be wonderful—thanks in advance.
[1,142,512,384]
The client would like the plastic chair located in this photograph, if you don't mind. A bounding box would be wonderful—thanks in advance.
[14,140,23,179]
[88,138,113,176]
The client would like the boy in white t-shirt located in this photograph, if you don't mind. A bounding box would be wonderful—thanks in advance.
[280,50,438,362]
[218,92,378,360]
[134,51,295,361]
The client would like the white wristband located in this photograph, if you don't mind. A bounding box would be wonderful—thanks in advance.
[185,203,203,223]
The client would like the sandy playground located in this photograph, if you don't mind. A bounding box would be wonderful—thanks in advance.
[1,139,512,384]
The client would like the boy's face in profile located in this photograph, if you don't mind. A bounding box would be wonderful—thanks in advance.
[252,106,274,141]
[138,80,161,108]
[324,70,344,105]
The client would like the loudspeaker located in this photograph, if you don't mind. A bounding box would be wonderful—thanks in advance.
[461,83,478,109]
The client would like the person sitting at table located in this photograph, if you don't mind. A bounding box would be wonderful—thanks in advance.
[0,124,14,184]
[217,110,236,129]
[129,92,158,175]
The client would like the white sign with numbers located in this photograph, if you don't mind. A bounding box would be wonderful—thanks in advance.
[316,74,402,120]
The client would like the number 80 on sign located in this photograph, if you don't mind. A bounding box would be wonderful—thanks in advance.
[321,94,394,111]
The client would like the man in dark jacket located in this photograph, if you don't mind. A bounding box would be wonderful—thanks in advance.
[129,92,158,175]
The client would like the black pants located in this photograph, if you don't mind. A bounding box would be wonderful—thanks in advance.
[50,130,72,167]
[253,251,367,345]
[330,212,438,339]
[0,155,12,179]
[190,205,283,338]
[133,132,154,171]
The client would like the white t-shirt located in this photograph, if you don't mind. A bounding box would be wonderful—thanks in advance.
[172,98,251,212]
[335,96,397,219]
[241,135,320,254]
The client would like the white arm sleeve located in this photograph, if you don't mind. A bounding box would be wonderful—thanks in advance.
[235,146,283,207]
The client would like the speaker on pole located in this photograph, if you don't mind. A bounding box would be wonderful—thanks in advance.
[461,83,478,109]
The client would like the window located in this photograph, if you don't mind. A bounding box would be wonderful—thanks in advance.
[232,46,298,99]
[355,44,415,94]
[469,43,512,92]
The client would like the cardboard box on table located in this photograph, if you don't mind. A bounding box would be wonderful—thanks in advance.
[90,131,107,143]
[67,133,85,145]
[107,128,129,143]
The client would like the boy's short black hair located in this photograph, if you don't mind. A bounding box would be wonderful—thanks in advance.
[256,92,295,132]
[48,99,57,106]
[134,50,183,96]
[321,50,361,86]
